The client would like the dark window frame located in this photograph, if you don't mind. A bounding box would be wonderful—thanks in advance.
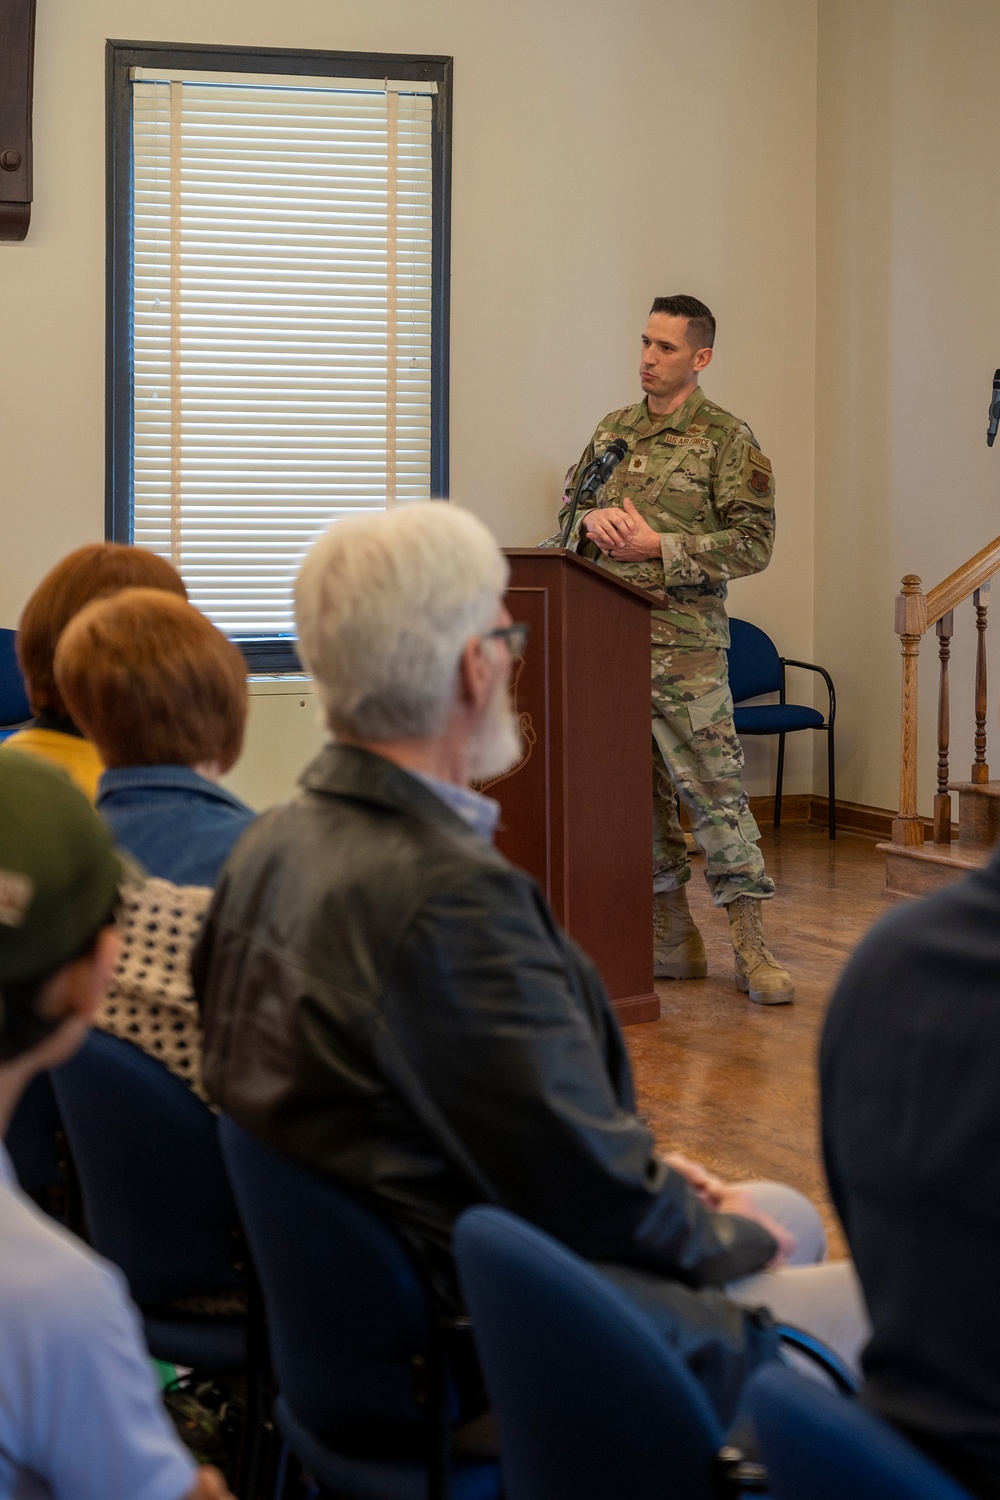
[106,39,452,673]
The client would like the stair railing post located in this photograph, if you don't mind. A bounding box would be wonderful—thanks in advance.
[934,610,954,843]
[972,580,991,784]
[892,575,927,847]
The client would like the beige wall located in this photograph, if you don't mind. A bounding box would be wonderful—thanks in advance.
[1,0,819,802]
[816,0,1000,814]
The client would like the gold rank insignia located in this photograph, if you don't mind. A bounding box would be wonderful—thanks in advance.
[628,455,647,473]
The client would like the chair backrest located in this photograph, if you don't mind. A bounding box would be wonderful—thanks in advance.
[218,1115,438,1452]
[727,617,783,704]
[50,1031,243,1306]
[453,1206,723,1500]
[6,1073,64,1198]
[0,628,30,728]
[747,1365,973,1500]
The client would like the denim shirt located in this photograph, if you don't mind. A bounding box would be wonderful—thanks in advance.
[97,766,256,887]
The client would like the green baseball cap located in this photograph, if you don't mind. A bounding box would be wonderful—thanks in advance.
[0,751,123,1001]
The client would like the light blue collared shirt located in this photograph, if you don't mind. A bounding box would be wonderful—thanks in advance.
[0,1144,196,1500]
[413,771,501,843]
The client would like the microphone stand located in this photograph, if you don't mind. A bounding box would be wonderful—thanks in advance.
[559,459,602,549]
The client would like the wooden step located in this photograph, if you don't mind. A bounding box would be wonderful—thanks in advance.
[878,838,993,899]
[947,780,1000,844]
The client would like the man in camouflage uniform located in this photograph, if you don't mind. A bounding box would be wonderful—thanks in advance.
[556,294,793,1003]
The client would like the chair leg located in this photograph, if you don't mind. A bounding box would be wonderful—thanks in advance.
[828,726,836,840]
[427,1325,451,1500]
[774,733,786,829]
[270,1440,290,1500]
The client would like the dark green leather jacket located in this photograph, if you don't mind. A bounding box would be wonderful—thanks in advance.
[194,743,778,1422]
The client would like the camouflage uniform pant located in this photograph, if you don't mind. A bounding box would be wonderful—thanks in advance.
[651,646,775,907]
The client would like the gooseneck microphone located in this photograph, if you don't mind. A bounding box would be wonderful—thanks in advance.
[585,437,630,493]
[559,438,630,548]
[988,370,1000,448]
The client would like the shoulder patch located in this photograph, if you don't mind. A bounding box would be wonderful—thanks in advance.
[748,446,772,474]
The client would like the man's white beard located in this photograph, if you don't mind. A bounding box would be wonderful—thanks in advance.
[469,679,524,782]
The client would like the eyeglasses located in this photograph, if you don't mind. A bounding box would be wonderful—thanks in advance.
[482,622,529,659]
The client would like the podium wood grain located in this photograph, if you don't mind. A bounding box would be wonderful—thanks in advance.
[483,550,659,1024]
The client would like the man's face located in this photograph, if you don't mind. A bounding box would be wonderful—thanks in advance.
[639,314,711,407]
[469,604,524,782]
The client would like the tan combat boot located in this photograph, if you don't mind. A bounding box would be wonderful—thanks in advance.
[653,888,708,979]
[727,896,794,1004]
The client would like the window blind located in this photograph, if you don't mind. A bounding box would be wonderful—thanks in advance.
[130,71,435,639]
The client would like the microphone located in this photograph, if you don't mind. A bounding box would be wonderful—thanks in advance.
[581,437,629,495]
[559,438,630,548]
[988,370,1000,447]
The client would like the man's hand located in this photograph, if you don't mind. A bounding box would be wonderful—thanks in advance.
[711,1185,797,1269]
[663,1151,726,1207]
[663,1152,797,1269]
[185,1467,235,1500]
[584,499,661,561]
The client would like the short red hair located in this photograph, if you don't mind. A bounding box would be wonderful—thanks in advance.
[18,544,187,717]
[54,589,248,772]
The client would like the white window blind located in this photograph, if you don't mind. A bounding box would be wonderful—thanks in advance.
[131,71,435,638]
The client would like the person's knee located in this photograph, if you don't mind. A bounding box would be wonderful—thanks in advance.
[736,1182,827,1265]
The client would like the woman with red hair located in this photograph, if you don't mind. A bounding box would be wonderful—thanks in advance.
[2,543,187,800]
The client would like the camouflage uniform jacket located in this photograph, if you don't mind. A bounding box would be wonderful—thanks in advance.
[556,386,775,650]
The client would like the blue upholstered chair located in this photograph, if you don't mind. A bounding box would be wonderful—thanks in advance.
[0,628,30,741]
[727,617,837,839]
[453,1205,741,1500]
[5,1073,79,1227]
[218,1116,500,1500]
[51,1033,252,1375]
[51,1034,268,1495]
[747,1363,973,1499]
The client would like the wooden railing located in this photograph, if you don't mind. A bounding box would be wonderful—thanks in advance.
[893,534,1000,847]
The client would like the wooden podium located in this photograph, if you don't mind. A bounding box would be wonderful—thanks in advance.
[482,549,659,1025]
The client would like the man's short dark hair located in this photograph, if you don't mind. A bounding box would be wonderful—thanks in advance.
[649,295,716,351]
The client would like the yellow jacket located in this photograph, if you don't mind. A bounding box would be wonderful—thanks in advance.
[1,727,105,802]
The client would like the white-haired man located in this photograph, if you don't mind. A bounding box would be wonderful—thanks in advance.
[195,502,866,1437]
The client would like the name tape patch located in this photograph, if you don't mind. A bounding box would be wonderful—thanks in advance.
[658,433,711,452]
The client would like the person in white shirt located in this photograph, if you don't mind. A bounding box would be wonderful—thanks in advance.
[0,751,232,1500]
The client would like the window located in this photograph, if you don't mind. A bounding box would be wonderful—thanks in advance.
[107,43,452,670]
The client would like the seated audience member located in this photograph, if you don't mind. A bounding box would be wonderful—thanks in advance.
[0,752,232,1500]
[822,864,1000,1498]
[54,587,254,886]
[52,588,255,1095]
[2,543,187,800]
[194,502,867,1429]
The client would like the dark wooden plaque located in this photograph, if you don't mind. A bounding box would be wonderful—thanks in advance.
[0,0,36,240]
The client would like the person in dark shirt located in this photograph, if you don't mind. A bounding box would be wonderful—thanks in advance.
[822,856,1000,1498]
